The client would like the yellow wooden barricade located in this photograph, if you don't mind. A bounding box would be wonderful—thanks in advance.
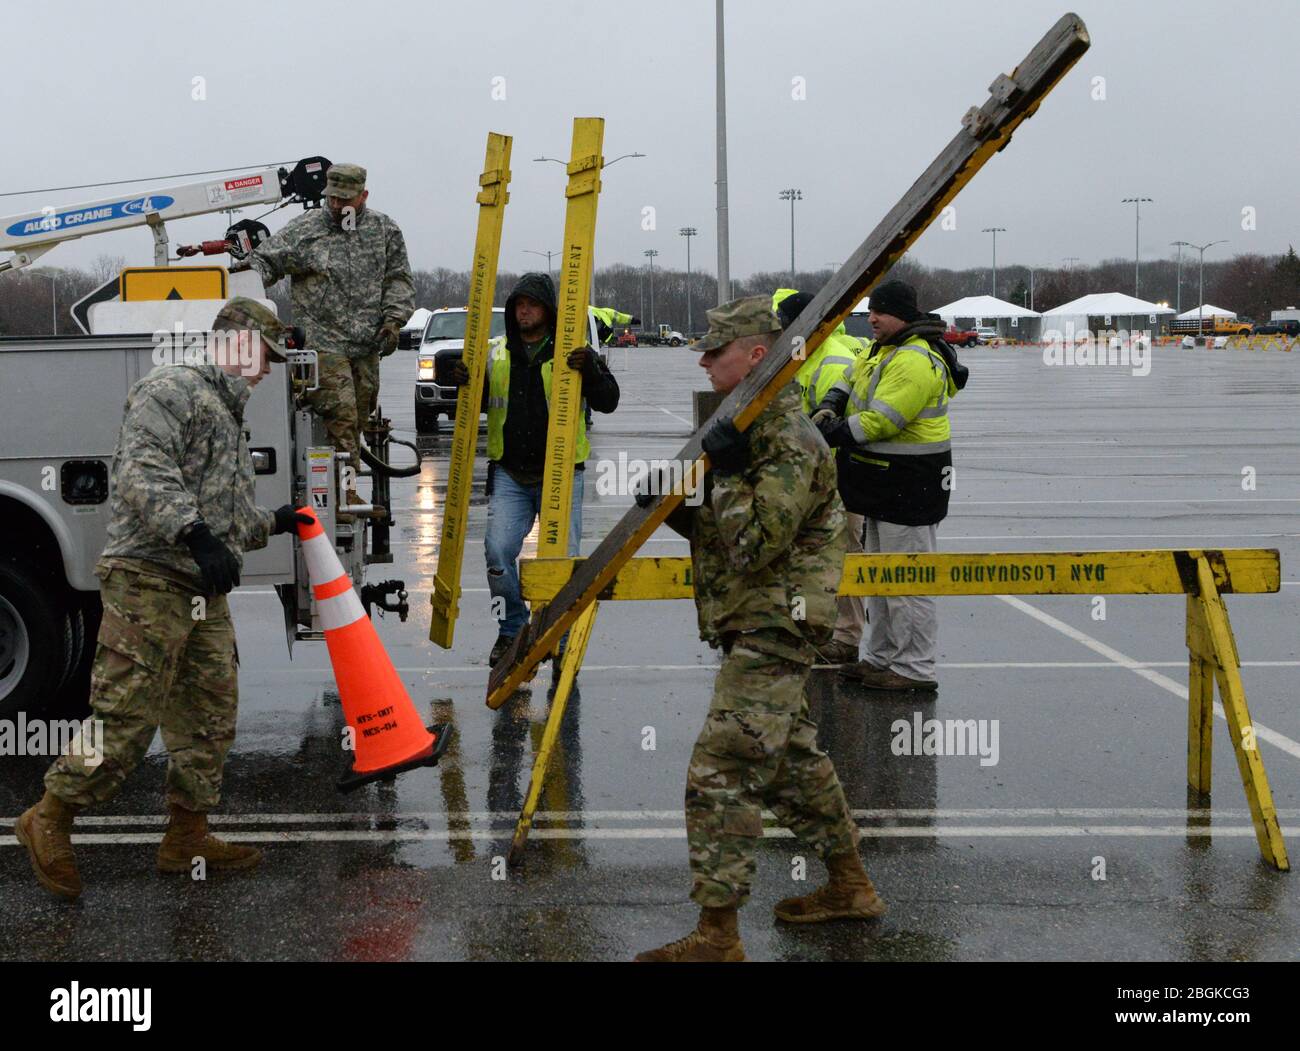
[519,548,1289,871]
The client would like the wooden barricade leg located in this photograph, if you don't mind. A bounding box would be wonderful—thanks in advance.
[508,601,599,866]
[1193,556,1290,870]
[429,132,513,649]
[1185,594,1214,796]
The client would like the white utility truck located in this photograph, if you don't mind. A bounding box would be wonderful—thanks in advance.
[0,158,418,717]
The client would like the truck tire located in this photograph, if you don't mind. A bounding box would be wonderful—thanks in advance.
[51,594,100,719]
[0,559,72,718]
[415,401,439,434]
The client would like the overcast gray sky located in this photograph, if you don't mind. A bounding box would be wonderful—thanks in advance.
[3,0,1297,279]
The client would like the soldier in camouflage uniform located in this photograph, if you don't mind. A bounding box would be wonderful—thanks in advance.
[15,298,312,901]
[246,162,415,512]
[634,297,886,963]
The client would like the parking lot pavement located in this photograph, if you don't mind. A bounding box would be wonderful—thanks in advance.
[2,343,1297,961]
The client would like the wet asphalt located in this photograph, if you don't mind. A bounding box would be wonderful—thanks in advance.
[1,342,1298,962]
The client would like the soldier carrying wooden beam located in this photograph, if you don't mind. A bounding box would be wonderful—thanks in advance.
[632,296,885,963]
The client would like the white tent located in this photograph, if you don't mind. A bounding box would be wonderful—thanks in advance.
[933,295,1039,319]
[1176,304,1235,320]
[933,295,1039,339]
[1040,292,1174,338]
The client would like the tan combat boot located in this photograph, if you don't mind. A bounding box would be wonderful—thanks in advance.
[773,851,887,923]
[15,791,82,900]
[634,906,746,962]
[157,805,262,873]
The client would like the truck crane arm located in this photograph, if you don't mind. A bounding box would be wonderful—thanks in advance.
[0,156,330,273]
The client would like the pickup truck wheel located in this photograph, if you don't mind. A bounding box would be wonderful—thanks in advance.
[0,560,70,718]
[415,402,439,434]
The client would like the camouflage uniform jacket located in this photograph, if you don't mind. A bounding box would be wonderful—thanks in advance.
[676,382,847,662]
[98,361,275,589]
[249,207,415,359]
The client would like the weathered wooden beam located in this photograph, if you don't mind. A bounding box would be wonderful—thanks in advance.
[488,12,1092,707]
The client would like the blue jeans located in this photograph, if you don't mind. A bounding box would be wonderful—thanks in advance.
[484,464,585,639]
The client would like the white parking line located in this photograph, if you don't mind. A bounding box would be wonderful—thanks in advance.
[0,825,1281,846]
[999,595,1300,760]
[3,806,1291,827]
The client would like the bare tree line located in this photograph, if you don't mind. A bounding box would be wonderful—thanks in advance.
[3,248,1297,337]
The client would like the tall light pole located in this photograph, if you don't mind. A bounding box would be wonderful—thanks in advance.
[1169,241,1186,315]
[778,188,802,285]
[644,248,659,329]
[523,249,557,283]
[982,227,1006,298]
[679,227,697,334]
[715,0,731,305]
[1121,196,1153,297]
[1175,239,1227,336]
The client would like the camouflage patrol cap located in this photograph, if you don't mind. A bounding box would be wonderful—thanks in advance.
[691,295,782,353]
[325,163,367,198]
[212,296,287,361]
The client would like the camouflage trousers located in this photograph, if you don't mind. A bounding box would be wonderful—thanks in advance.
[45,567,239,812]
[305,350,380,467]
[687,633,860,908]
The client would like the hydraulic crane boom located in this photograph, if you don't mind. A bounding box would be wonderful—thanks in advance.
[0,157,329,273]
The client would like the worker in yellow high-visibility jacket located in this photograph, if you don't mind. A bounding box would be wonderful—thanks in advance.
[812,280,967,692]
[773,289,863,666]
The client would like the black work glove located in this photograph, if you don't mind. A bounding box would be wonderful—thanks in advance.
[629,316,642,326]
[633,476,657,508]
[273,505,314,536]
[702,417,750,475]
[566,345,600,376]
[819,418,853,448]
[184,523,241,595]
[446,359,470,386]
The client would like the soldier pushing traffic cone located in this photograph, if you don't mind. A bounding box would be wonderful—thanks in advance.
[16,300,311,899]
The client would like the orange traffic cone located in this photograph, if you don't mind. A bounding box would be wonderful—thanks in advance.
[296,507,451,791]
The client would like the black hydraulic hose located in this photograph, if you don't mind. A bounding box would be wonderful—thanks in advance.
[359,438,422,478]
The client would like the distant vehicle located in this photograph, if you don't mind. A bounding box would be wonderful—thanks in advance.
[662,329,687,347]
[414,307,506,433]
[1170,315,1252,337]
[1252,319,1300,337]
[974,325,999,344]
[615,328,638,348]
[943,325,979,347]
[398,307,432,349]
[414,307,604,433]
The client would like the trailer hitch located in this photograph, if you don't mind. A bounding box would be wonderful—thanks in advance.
[361,579,409,622]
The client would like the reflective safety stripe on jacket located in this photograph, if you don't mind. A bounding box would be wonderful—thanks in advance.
[833,335,953,454]
[485,336,591,463]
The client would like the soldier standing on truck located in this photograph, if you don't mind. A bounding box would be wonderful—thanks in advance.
[15,298,312,901]
[242,163,415,514]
